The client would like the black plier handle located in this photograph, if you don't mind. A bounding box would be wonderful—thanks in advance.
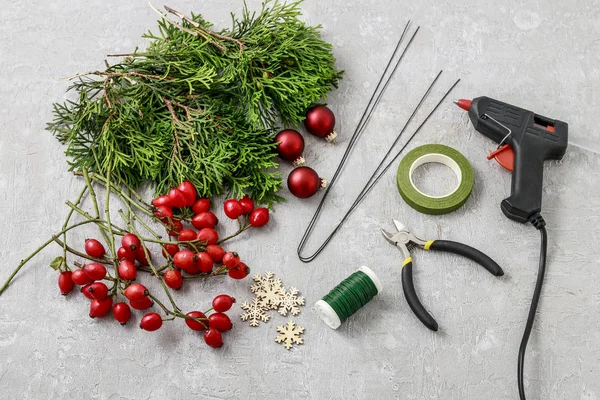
[382,220,504,331]
[401,240,503,331]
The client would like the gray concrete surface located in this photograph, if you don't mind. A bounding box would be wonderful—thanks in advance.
[1,0,599,399]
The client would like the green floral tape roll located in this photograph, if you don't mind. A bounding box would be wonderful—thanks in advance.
[396,144,474,215]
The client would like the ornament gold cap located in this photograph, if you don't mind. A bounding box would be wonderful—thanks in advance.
[320,178,328,190]
[292,156,306,167]
[325,131,337,142]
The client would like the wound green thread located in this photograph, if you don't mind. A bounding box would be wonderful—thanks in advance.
[321,270,379,325]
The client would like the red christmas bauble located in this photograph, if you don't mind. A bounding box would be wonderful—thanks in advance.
[275,129,305,166]
[287,166,327,199]
[304,105,337,142]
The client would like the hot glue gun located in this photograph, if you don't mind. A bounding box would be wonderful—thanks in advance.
[456,96,569,400]
[455,97,568,223]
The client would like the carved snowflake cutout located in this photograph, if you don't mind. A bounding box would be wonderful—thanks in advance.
[240,298,270,327]
[275,320,304,350]
[275,287,305,316]
[250,271,284,310]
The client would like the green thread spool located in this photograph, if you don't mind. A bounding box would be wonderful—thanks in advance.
[315,266,383,329]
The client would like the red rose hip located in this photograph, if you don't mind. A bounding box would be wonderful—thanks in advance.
[117,246,136,262]
[212,294,235,312]
[185,311,208,331]
[197,228,218,245]
[249,208,269,227]
[135,247,151,266]
[162,244,180,259]
[130,296,153,310]
[140,313,163,331]
[177,181,197,207]
[222,252,240,269]
[152,195,172,208]
[196,252,214,274]
[206,245,225,263]
[58,271,74,295]
[83,263,107,281]
[90,297,113,318]
[84,239,105,258]
[167,220,183,236]
[124,283,148,302]
[113,302,132,325]
[203,328,223,348]
[121,233,141,251]
[178,229,197,242]
[87,282,109,300]
[239,195,255,214]
[118,260,137,281]
[223,199,244,219]
[228,262,250,279]
[71,269,93,286]
[167,188,187,208]
[208,313,232,332]
[191,212,218,230]
[192,198,211,214]
[164,269,183,290]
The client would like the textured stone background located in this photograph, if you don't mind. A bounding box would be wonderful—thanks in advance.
[1,0,599,399]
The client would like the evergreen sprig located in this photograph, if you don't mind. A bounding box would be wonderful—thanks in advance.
[47,1,342,205]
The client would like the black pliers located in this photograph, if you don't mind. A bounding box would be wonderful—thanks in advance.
[382,220,504,331]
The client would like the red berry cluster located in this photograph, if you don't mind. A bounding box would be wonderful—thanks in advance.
[51,180,271,347]
[150,181,269,282]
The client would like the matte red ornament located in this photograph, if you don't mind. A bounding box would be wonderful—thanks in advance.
[304,105,337,142]
[287,166,327,199]
[275,129,305,166]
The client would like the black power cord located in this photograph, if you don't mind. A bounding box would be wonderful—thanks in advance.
[518,214,548,400]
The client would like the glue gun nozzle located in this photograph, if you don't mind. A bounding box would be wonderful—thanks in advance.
[454,98,472,111]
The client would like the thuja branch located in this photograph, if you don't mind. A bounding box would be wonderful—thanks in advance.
[47,0,341,204]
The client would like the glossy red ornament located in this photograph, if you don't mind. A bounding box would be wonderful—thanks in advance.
[275,129,305,166]
[304,105,337,142]
[287,166,327,198]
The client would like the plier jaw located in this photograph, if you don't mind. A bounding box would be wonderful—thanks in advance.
[381,219,427,260]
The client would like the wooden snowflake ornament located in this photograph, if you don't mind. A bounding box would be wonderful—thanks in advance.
[240,298,270,327]
[275,320,305,350]
[275,287,305,316]
[251,271,285,310]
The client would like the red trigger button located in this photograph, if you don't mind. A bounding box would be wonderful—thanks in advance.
[487,144,514,172]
